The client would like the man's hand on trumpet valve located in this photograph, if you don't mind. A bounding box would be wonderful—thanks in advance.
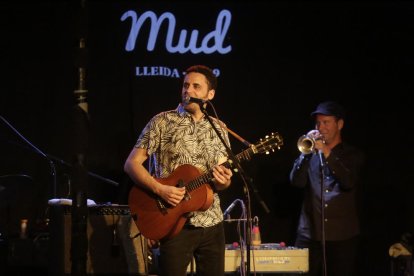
[306,130,324,142]
[306,130,332,158]
[305,130,327,153]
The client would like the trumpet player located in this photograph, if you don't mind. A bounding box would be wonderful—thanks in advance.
[290,101,365,276]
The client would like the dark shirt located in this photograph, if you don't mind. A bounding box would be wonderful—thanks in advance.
[290,142,365,241]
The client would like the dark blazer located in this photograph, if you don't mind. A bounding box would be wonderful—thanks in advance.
[290,142,365,241]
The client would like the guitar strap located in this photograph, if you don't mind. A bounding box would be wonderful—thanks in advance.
[219,122,252,148]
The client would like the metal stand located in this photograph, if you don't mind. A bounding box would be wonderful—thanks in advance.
[200,102,270,275]
[318,151,328,276]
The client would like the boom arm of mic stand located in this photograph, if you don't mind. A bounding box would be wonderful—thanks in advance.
[199,108,270,214]
[200,108,247,181]
[201,106,256,275]
[0,115,57,197]
[47,154,119,187]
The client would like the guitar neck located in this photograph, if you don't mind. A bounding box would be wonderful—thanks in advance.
[185,147,254,193]
[183,132,283,193]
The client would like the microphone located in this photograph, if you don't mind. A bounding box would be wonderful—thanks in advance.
[185,96,208,105]
[223,199,240,218]
[318,150,324,167]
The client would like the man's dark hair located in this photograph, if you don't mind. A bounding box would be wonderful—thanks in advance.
[185,65,217,90]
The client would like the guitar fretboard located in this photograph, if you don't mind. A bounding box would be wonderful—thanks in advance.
[185,147,254,192]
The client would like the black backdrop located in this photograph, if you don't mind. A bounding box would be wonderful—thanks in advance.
[1,1,414,275]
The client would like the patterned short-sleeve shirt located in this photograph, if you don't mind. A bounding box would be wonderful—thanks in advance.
[135,104,230,227]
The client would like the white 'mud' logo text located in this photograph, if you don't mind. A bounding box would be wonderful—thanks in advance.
[121,9,232,55]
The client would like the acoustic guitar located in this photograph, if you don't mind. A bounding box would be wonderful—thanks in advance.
[128,132,283,240]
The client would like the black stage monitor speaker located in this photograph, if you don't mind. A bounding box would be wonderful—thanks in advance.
[49,205,148,275]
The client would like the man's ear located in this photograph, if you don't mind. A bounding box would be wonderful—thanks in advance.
[208,89,215,100]
[338,118,344,130]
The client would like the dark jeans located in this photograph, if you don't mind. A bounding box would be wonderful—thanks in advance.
[159,222,225,276]
[295,234,360,276]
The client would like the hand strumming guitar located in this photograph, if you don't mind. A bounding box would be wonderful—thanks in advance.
[155,183,186,207]
[154,163,231,206]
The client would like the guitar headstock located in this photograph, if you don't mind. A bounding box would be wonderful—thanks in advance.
[252,132,283,155]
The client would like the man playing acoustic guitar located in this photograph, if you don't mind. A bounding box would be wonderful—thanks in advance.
[124,65,233,276]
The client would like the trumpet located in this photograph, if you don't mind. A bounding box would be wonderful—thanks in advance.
[297,130,325,154]
[297,135,316,154]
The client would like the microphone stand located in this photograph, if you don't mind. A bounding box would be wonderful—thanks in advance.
[217,124,270,215]
[223,198,248,275]
[71,1,89,274]
[0,137,119,189]
[46,153,119,187]
[0,115,57,198]
[318,150,328,276]
[200,102,268,275]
